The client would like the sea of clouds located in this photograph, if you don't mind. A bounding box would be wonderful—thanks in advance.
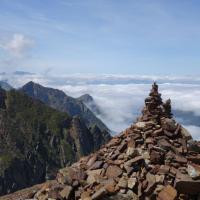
[1,73,200,140]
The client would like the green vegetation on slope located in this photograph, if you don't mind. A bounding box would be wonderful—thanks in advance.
[0,89,99,195]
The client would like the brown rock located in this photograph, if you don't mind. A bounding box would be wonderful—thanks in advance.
[117,177,128,188]
[128,177,137,189]
[106,165,123,178]
[59,186,73,199]
[145,137,154,144]
[150,150,164,164]
[130,156,144,164]
[162,118,177,132]
[90,161,104,170]
[144,172,156,194]
[57,167,75,185]
[175,155,187,164]
[169,167,178,177]
[91,187,107,200]
[87,155,98,167]
[126,147,137,157]
[107,137,121,147]
[128,138,135,148]
[81,191,91,200]
[158,165,170,175]
[158,138,172,151]
[118,142,127,152]
[87,169,103,184]
[158,185,177,200]
[124,165,134,176]
[104,179,116,194]
[155,175,165,183]
[153,128,163,136]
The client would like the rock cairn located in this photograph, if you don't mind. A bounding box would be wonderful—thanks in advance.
[3,83,200,200]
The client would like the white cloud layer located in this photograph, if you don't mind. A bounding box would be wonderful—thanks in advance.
[0,34,34,57]
[1,73,200,140]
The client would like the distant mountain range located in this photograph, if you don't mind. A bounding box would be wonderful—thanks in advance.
[0,71,35,76]
[0,83,111,196]
[13,71,35,75]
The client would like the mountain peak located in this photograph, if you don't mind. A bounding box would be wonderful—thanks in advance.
[14,71,35,75]
[77,94,93,103]
[3,83,200,199]
[23,81,38,87]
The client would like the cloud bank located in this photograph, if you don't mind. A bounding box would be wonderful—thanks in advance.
[1,73,200,140]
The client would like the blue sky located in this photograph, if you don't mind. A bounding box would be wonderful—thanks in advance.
[0,0,200,75]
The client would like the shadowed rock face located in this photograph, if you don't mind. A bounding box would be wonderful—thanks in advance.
[3,82,200,200]
[0,89,111,196]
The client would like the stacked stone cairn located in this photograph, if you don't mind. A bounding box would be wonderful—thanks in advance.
[3,83,200,200]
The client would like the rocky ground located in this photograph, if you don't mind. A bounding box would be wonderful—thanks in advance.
[1,82,200,200]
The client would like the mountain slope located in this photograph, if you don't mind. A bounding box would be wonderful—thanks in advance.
[0,81,12,91]
[20,82,110,143]
[0,88,109,196]
[4,83,200,200]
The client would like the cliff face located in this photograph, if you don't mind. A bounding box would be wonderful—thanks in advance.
[4,83,200,200]
[0,89,110,196]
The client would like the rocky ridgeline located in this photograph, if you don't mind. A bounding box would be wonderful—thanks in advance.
[2,83,200,200]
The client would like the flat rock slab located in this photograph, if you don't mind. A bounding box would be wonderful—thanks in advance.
[158,185,177,200]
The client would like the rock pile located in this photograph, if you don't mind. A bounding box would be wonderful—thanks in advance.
[3,83,200,200]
